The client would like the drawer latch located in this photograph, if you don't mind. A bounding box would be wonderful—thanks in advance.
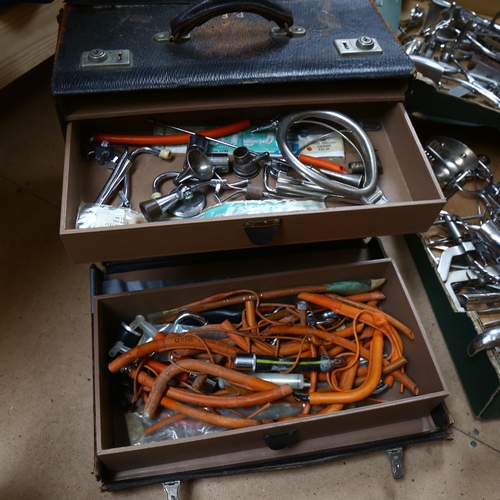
[243,219,281,246]
[263,428,297,450]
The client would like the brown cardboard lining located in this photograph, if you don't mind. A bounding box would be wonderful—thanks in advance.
[94,259,448,478]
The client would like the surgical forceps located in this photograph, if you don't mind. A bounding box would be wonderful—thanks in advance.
[95,146,169,206]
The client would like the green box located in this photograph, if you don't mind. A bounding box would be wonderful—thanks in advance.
[406,233,500,419]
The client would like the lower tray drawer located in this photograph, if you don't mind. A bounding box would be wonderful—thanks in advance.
[93,246,448,484]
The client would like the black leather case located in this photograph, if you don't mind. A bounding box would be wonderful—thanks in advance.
[51,0,415,98]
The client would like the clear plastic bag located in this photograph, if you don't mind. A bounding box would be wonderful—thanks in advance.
[76,202,146,228]
[203,199,326,218]
[126,399,303,445]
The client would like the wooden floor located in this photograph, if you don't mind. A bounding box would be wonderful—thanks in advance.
[0,0,63,90]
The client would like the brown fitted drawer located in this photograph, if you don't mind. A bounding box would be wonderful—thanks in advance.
[93,252,448,483]
[60,95,445,264]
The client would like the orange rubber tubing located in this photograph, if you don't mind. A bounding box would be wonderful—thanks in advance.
[143,358,281,418]
[324,292,415,340]
[144,412,185,435]
[308,329,384,405]
[129,368,292,409]
[353,356,407,387]
[93,119,251,146]
[108,335,241,373]
[343,291,386,303]
[318,359,359,414]
[159,394,273,428]
[245,300,258,336]
[297,292,394,338]
[299,154,347,173]
[157,284,339,323]
[219,319,250,352]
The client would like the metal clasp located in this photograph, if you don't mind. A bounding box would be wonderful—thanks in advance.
[386,447,405,479]
[163,480,181,500]
[334,37,383,56]
[81,49,131,69]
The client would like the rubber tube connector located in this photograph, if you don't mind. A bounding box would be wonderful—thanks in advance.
[159,149,173,160]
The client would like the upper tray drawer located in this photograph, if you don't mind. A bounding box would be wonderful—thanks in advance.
[60,100,445,263]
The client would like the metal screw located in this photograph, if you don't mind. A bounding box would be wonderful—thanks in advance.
[356,36,374,50]
[290,26,307,36]
[88,48,108,63]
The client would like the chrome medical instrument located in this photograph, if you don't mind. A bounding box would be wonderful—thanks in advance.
[95,146,171,205]
[232,147,269,179]
[174,134,214,185]
[399,3,425,34]
[140,177,252,221]
[403,2,500,109]
[424,136,484,197]
[437,239,475,282]
[275,110,388,205]
[424,136,493,204]
[467,327,500,356]
[435,212,500,283]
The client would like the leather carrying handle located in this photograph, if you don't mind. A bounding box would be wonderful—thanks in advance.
[170,0,294,39]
